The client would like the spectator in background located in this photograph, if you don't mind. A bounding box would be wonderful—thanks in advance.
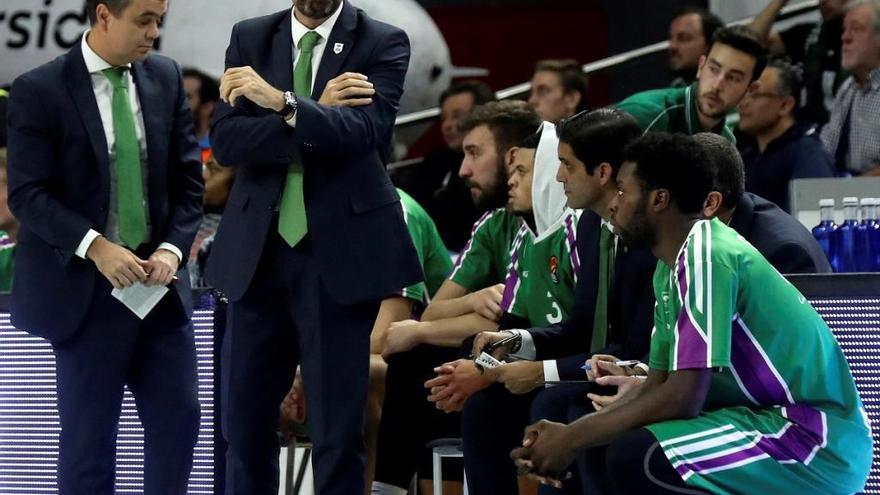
[750,0,848,124]
[738,58,836,212]
[392,80,495,252]
[527,59,589,123]
[618,26,768,142]
[182,68,219,148]
[668,7,725,87]
[189,148,235,288]
[821,0,880,176]
[0,148,16,292]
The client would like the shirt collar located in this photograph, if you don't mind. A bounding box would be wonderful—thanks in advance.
[81,30,131,75]
[864,68,880,92]
[291,1,344,49]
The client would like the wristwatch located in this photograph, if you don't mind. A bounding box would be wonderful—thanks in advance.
[278,91,297,120]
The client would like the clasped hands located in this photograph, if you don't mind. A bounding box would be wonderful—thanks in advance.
[86,236,178,289]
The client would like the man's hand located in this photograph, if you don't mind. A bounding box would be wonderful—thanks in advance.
[381,319,423,359]
[472,330,515,360]
[466,283,505,321]
[143,249,179,287]
[584,354,633,381]
[318,72,374,107]
[486,360,544,395]
[587,375,646,411]
[510,420,576,486]
[220,66,285,110]
[280,366,306,442]
[425,359,491,412]
[86,236,149,289]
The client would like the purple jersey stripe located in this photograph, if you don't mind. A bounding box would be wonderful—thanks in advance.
[500,228,527,311]
[674,250,709,367]
[452,210,494,273]
[675,406,826,477]
[564,214,580,275]
[730,318,793,406]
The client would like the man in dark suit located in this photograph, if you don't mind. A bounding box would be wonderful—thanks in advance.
[465,109,656,494]
[207,1,422,493]
[5,1,204,494]
[695,132,832,274]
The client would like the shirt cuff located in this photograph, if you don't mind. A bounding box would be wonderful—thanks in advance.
[506,329,536,360]
[542,360,560,385]
[285,112,297,128]
[157,242,183,265]
[634,362,650,376]
[76,229,102,259]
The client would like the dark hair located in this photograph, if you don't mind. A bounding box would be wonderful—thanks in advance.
[766,56,803,107]
[519,127,542,149]
[622,133,714,214]
[459,100,541,157]
[709,25,769,82]
[693,133,744,209]
[673,7,724,46]
[439,80,495,107]
[534,59,590,113]
[556,107,642,176]
[182,68,220,104]
[85,0,132,25]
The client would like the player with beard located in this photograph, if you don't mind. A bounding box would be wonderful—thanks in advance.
[371,101,540,495]
[512,133,871,495]
[618,25,767,142]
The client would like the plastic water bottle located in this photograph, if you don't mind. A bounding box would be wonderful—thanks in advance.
[812,199,838,269]
[855,198,874,272]
[832,197,860,272]
[866,198,880,271]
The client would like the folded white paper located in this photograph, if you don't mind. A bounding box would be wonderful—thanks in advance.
[111,283,169,320]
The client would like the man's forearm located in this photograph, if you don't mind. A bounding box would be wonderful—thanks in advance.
[421,295,473,321]
[749,0,787,41]
[417,312,499,348]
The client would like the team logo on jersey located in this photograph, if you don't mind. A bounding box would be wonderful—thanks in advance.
[549,256,559,284]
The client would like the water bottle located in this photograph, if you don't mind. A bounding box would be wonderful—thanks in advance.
[867,198,880,271]
[812,199,838,269]
[832,197,859,272]
[855,198,874,272]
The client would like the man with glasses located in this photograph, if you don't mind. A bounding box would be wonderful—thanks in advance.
[738,57,836,212]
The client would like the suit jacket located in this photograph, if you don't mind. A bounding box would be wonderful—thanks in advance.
[6,43,204,342]
[527,211,656,380]
[207,2,422,304]
[730,193,832,274]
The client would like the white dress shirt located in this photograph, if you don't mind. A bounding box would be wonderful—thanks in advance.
[74,32,183,263]
[284,2,344,127]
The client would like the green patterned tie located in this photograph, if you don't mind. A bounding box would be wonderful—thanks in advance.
[279,31,321,246]
[591,226,615,351]
[103,67,147,248]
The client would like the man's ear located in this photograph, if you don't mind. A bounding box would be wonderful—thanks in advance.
[702,191,724,219]
[651,189,671,212]
[696,54,707,79]
[597,162,614,186]
[504,147,518,170]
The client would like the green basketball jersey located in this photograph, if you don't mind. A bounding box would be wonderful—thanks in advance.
[616,82,736,142]
[0,231,14,293]
[397,189,453,304]
[646,218,871,494]
[450,208,522,292]
[500,210,580,326]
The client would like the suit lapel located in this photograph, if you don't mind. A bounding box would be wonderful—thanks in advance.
[272,11,295,92]
[131,60,164,231]
[312,1,358,99]
[64,44,111,199]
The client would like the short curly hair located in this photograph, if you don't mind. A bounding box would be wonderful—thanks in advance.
[458,100,541,157]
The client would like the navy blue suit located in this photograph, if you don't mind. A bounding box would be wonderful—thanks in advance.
[207,4,422,494]
[7,43,203,495]
[730,193,832,274]
[461,211,656,494]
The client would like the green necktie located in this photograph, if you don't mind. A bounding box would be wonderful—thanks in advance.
[279,30,321,246]
[103,67,147,248]
[591,226,615,352]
